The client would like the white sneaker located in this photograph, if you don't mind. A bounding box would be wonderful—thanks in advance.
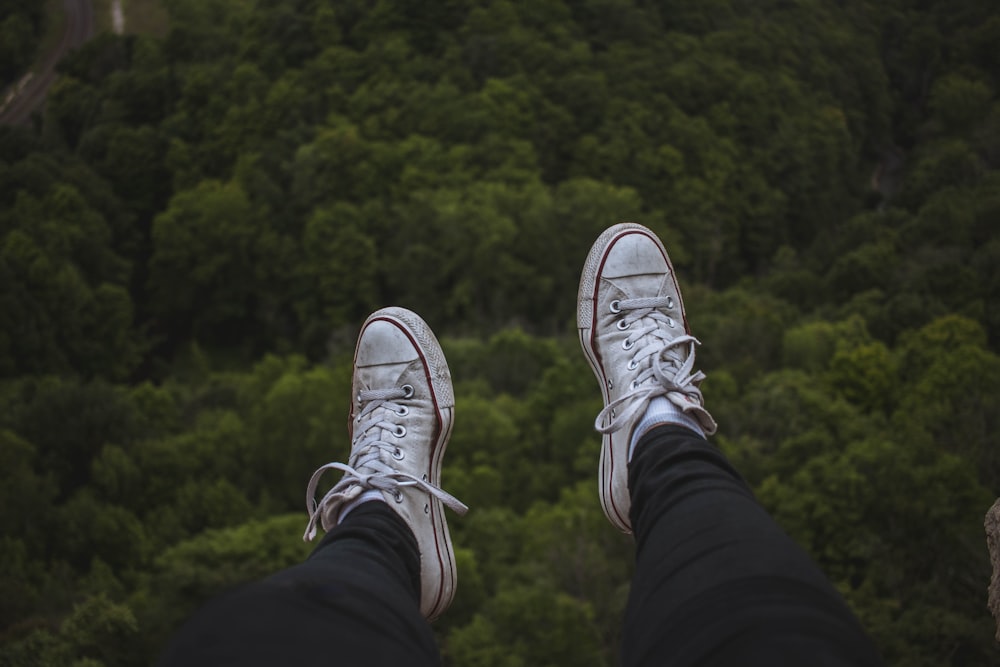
[303,307,468,620]
[578,223,716,533]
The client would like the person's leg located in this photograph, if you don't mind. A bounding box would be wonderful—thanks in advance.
[157,502,440,667]
[157,307,467,666]
[624,424,882,666]
[578,223,882,666]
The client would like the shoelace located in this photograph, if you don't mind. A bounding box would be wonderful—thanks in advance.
[303,386,468,542]
[595,296,709,434]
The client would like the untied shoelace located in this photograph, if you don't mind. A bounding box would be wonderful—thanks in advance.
[303,386,468,542]
[594,296,713,435]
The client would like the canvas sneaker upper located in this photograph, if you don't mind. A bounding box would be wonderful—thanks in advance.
[578,223,716,533]
[304,307,467,620]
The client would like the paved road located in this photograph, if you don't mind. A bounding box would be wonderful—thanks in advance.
[0,0,95,126]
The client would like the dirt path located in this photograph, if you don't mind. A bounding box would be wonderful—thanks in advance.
[0,0,95,126]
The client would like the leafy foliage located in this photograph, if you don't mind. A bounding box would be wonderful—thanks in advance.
[0,1,45,87]
[1,0,998,665]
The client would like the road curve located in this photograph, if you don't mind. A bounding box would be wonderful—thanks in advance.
[0,0,95,126]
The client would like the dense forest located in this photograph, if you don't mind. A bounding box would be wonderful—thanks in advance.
[0,1,46,87]
[1,0,999,664]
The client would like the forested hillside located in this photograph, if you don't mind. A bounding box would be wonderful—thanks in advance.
[0,1,46,87]
[1,0,999,664]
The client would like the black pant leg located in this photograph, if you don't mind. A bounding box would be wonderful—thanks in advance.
[156,502,441,667]
[623,425,883,667]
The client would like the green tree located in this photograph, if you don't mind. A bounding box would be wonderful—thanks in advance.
[0,185,138,378]
[0,11,38,86]
[294,203,378,355]
[148,179,263,348]
[759,436,994,665]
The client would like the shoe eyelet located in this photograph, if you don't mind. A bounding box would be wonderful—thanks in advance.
[421,473,428,481]
[622,338,635,350]
[609,300,621,313]
[667,317,676,329]
[607,378,613,390]
[392,447,405,460]
[616,319,630,330]
[393,490,403,503]
[611,407,617,418]
[396,405,409,416]
[393,425,407,438]
[356,392,362,404]
[424,503,430,514]
[401,384,414,398]
[355,414,362,423]
[666,296,674,308]
[627,359,638,371]
[629,380,638,390]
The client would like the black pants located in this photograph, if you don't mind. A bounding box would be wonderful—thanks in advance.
[624,426,882,666]
[158,425,883,666]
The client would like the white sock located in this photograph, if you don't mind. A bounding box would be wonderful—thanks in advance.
[628,396,706,461]
[337,489,386,523]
